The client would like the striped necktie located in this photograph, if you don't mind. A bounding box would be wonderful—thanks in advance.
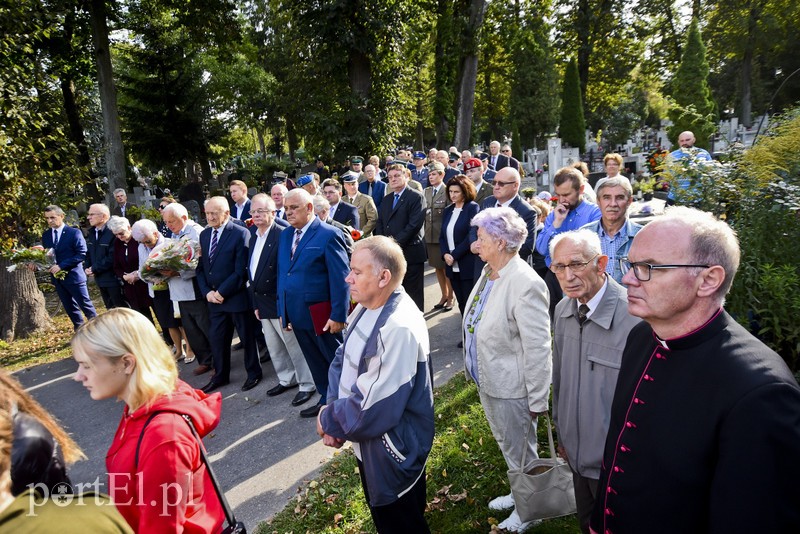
[209,229,219,262]
[291,229,302,258]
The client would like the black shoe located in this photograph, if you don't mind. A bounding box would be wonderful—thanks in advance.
[241,377,261,391]
[457,341,463,348]
[259,349,271,363]
[231,341,244,350]
[267,383,298,397]
[300,402,323,418]
[201,380,228,394]
[292,390,315,407]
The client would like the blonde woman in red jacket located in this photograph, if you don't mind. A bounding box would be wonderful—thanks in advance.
[72,308,224,533]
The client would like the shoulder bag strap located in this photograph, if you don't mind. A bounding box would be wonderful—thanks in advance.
[134,411,240,529]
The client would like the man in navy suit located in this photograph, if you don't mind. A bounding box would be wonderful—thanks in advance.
[197,196,262,393]
[277,188,350,418]
[229,179,251,222]
[374,164,427,311]
[358,165,387,209]
[321,179,360,229]
[487,140,519,171]
[469,167,538,278]
[85,203,128,309]
[41,205,97,329]
[247,194,316,408]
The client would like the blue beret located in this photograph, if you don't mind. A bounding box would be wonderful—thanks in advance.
[296,174,314,187]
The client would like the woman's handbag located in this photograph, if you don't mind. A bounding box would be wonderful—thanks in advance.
[507,415,577,522]
[137,412,246,534]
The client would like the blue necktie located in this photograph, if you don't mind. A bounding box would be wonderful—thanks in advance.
[209,229,218,262]
[392,193,400,209]
[53,230,59,248]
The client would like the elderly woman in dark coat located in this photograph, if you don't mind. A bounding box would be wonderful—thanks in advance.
[108,216,153,321]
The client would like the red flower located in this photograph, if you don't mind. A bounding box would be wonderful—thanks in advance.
[351,228,362,241]
[245,218,254,227]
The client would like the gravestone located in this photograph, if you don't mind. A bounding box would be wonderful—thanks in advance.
[140,189,159,209]
[182,200,202,224]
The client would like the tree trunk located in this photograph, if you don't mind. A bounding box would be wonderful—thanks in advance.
[256,127,267,157]
[576,0,592,107]
[740,0,763,128]
[454,0,487,150]
[287,122,298,161]
[0,259,52,342]
[88,0,126,200]
[415,95,425,150]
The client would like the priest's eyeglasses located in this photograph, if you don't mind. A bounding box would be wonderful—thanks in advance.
[619,257,709,282]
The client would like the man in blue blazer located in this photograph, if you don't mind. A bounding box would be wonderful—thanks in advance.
[197,196,262,393]
[374,164,427,311]
[85,204,128,309]
[358,166,387,210]
[469,167,539,278]
[277,188,351,418]
[41,205,97,329]
[247,194,316,408]
[322,179,360,229]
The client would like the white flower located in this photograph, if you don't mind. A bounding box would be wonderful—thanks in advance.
[7,265,17,272]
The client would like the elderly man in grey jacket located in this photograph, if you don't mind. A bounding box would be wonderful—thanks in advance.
[549,229,641,534]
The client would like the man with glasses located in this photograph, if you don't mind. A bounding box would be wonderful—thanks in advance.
[358,164,387,210]
[85,203,128,309]
[487,140,518,171]
[548,230,640,534]
[321,179,360,230]
[590,207,800,534]
[470,167,538,268]
[536,167,601,317]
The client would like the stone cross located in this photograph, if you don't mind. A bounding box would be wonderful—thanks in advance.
[140,189,159,209]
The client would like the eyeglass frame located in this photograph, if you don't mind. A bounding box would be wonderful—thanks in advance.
[158,204,168,210]
[549,254,600,275]
[618,256,710,282]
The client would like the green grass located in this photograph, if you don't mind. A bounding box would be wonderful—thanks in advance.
[258,375,580,534]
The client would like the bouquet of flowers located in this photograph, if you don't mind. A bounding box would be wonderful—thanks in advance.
[139,237,201,288]
[3,246,66,279]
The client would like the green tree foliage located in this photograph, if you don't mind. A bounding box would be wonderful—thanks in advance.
[508,1,559,149]
[705,0,800,125]
[559,58,586,152]
[115,0,240,181]
[668,18,716,148]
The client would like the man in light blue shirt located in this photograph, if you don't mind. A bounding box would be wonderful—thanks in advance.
[668,130,713,203]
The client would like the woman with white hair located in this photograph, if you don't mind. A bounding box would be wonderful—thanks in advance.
[465,207,552,533]
[130,219,190,362]
[72,308,224,532]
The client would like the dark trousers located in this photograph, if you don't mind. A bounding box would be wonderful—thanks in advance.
[449,275,474,317]
[544,269,563,321]
[208,307,262,384]
[293,327,342,404]
[54,278,97,329]
[572,471,599,534]
[402,262,425,311]
[98,284,129,309]
[178,299,213,366]
[358,459,430,534]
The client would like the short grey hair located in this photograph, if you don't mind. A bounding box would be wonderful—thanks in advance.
[549,229,602,261]
[44,205,64,216]
[352,236,407,288]
[648,206,740,300]
[595,176,633,198]
[107,216,131,234]
[251,193,276,211]
[113,188,127,196]
[471,207,528,253]
[131,219,159,242]
[285,188,313,208]
[90,203,110,217]
[312,195,331,215]
[161,203,188,219]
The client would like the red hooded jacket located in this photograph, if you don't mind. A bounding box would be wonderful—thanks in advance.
[106,380,224,533]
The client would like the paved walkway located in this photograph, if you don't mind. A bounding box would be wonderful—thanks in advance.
[16,268,464,529]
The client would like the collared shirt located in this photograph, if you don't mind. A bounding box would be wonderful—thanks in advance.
[234,200,248,219]
[598,222,630,278]
[329,201,339,220]
[536,200,602,266]
[249,225,271,277]
[495,197,514,208]
[581,277,608,320]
